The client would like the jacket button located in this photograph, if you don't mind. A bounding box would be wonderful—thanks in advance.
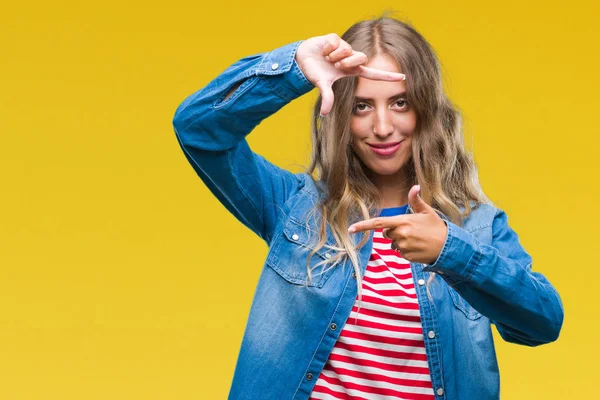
[271,62,279,70]
[292,234,299,241]
[330,323,337,330]
[306,372,313,381]
[428,331,436,339]
[417,279,425,286]
[352,272,356,279]
[325,253,332,259]
[436,388,444,396]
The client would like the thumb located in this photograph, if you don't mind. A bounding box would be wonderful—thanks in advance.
[316,81,334,116]
[408,185,431,214]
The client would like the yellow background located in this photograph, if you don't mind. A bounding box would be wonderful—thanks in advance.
[1,0,598,398]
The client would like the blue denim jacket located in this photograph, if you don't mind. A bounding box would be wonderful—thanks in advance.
[172,41,564,400]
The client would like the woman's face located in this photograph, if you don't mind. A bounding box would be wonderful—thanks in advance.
[350,54,417,181]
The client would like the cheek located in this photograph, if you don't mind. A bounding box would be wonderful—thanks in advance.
[349,118,368,146]
[350,118,364,136]
[404,138,413,158]
[394,112,417,134]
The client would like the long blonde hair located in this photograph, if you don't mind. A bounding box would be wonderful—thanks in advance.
[304,17,490,291]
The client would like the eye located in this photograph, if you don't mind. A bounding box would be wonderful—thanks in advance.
[394,99,408,109]
[353,102,370,114]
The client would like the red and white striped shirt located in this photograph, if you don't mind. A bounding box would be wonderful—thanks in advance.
[310,227,435,400]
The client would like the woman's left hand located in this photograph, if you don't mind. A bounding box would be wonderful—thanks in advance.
[348,185,448,265]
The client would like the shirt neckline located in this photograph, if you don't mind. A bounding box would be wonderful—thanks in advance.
[378,204,409,217]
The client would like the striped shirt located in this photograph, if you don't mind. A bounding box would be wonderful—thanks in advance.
[310,206,435,400]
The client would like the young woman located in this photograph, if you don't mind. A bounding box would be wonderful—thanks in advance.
[172,17,563,400]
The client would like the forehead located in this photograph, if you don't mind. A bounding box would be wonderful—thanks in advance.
[354,53,406,99]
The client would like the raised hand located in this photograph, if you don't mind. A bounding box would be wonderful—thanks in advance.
[295,33,406,116]
[347,185,448,265]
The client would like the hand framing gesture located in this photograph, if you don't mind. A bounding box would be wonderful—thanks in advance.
[295,33,406,116]
[348,185,448,265]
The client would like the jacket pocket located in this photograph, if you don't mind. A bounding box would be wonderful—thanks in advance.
[266,217,338,288]
[448,286,482,320]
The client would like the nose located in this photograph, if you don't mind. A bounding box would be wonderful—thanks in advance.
[373,109,394,138]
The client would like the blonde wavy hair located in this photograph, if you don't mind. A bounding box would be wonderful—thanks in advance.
[303,17,490,292]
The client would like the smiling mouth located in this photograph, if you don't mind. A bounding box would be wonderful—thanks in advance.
[367,141,403,156]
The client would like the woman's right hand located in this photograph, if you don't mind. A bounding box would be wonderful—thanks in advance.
[295,33,406,116]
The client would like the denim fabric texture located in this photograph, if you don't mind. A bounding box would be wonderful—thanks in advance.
[172,41,564,400]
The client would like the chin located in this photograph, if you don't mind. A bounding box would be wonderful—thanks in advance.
[367,163,407,177]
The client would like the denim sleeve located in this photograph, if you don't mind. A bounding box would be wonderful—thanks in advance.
[172,41,315,244]
[423,209,565,346]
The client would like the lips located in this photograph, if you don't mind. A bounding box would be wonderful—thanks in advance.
[367,141,403,156]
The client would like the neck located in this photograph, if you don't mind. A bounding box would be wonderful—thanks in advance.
[368,168,411,208]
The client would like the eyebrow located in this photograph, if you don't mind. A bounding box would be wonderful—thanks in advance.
[354,92,407,102]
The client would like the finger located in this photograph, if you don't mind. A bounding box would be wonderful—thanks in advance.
[326,42,353,63]
[321,33,341,58]
[382,227,391,239]
[348,216,406,233]
[357,65,406,81]
[408,185,431,213]
[334,51,368,69]
[316,81,334,116]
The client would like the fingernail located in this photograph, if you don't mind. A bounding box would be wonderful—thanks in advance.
[348,226,356,233]
[325,55,330,61]
[334,62,340,68]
